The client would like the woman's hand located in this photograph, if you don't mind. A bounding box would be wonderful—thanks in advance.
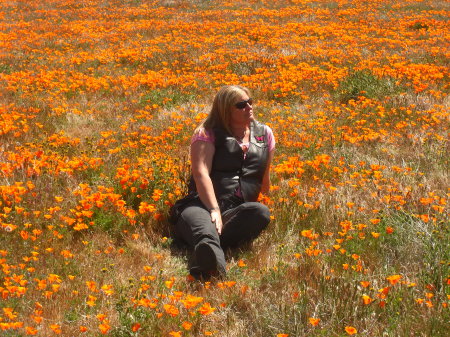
[210,209,223,235]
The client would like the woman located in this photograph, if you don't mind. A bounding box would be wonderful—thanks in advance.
[171,85,275,280]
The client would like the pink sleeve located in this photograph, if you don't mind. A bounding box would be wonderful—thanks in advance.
[191,128,215,144]
[265,125,275,152]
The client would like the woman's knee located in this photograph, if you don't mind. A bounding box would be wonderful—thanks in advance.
[242,202,270,226]
[178,206,219,243]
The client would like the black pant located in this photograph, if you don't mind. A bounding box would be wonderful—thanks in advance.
[175,198,270,276]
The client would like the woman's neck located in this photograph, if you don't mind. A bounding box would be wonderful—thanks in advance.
[230,123,250,143]
[230,122,250,132]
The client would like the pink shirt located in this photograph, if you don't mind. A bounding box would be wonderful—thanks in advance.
[191,125,275,152]
[191,125,274,199]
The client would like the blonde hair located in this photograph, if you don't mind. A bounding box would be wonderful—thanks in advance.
[196,85,251,135]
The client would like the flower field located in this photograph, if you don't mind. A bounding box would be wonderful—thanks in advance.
[0,0,449,336]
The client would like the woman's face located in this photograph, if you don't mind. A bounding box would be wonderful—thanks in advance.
[230,92,253,126]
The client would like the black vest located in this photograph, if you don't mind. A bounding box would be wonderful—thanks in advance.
[189,120,269,203]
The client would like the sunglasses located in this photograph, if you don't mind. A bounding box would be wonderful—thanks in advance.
[234,98,253,109]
